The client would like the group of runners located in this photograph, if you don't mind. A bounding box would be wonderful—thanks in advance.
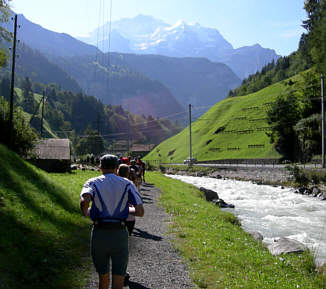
[80,154,146,289]
[118,156,146,190]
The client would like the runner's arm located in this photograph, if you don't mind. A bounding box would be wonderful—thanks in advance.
[80,193,91,217]
[134,204,144,217]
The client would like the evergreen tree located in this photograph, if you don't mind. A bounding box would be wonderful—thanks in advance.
[0,0,11,67]
[303,0,326,73]
[75,126,106,156]
[0,76,10,101]
[21,77,36,113]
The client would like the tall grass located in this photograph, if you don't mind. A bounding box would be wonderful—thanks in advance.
[0,144,98,289]
[147,172,326,288]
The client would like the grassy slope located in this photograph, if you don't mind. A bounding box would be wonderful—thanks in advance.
[148,172,326,288]
[14,88,58,138]
[144,74,304,163]
[0,144,98,289]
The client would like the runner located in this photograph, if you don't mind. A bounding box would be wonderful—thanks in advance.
[80,154,144,289]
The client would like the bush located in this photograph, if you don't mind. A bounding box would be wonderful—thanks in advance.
[159,165,166,173]
[285,164,310,187]
[0,97,38,156]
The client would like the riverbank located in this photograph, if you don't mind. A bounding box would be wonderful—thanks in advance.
[147,172,326,288]
[163,165,291,185]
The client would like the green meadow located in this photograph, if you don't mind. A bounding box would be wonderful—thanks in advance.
[144,75,306,163]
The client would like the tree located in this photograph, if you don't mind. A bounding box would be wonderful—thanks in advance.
[267,92,303,161]
[0,75,10,101]
[75,127,106,156]
[21,77,36,113]
[294,114,321,162]
[303,0,326,74]
[0,0,11,67]
[0,96,38,156]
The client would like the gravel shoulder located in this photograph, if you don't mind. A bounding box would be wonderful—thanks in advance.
[84,183,193,289]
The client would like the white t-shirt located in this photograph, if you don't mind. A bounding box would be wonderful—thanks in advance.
[81,173,142,222]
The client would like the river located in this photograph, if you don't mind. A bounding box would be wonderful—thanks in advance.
[166,174,326,266]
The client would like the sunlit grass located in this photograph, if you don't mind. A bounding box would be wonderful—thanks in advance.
[144,74,307,163]
[147,171,326,288]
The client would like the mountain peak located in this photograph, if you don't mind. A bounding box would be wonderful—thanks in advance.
[133,14,156,21]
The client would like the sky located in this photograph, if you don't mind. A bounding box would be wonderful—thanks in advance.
[10,0,307,56]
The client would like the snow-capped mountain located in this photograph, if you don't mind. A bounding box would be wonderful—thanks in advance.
[135,20,233,59]
[78,15,280,79]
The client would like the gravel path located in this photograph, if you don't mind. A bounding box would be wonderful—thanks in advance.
[84,183,193,289]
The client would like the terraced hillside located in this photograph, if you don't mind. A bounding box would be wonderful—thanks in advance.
[144,74,305,163]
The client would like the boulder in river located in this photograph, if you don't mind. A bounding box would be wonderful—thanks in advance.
[199,187,235,208]
[312,187,321,197]
[249,231,264,241]
[212,198,235,208]
[319,192,326,200]
[70,164,78,170]
[268,237,306,256]
[200,187,219,201]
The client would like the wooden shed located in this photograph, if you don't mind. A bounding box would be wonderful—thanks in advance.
[29,138,71,172]
[130,144,155,158]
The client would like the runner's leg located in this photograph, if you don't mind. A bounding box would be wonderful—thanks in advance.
[98,273,109,289]
[112,275,125,289]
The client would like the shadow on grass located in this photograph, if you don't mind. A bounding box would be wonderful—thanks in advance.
[0,147,91,289]
[0,212,90,289]
[1,157,78,214]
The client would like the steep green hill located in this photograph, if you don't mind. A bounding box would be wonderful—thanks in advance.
[0,144,97,289]
[144,74,305,163]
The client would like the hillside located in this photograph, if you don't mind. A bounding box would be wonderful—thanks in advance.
[12,13,100,58]
[0,144,96,288]
[144,74,306,163]
[109,53,241,109]
[50,54,184,118]
[6,12,242,119]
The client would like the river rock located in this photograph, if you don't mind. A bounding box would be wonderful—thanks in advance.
[250,232,264,241]
[70,164,78,170]
[208,171,223,179]
[298,187,307,194]
[268,237,306,256]
[212,198,235,208]
[312,187,321,197]
[199,187,219,201]
[319,192,326,200]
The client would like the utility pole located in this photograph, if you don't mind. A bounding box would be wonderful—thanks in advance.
[96,113,101,135]
[127,119,130,153]
[40,90,45,138]
[189,104,192,161]
[8,14,18,147]
[321,74,325,168]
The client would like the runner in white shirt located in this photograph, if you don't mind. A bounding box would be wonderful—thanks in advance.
[80,154,144,289]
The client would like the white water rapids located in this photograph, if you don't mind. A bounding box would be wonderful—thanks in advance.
[166,174,326,266]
